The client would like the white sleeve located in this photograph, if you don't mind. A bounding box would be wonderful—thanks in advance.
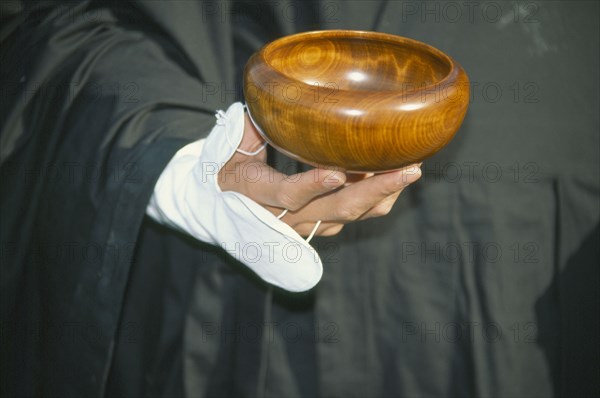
[146,102,323,292]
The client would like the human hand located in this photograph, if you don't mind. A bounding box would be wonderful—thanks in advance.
[218,113,422,238]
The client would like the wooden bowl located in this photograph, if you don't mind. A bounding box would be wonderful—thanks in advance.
[243,30,470,172]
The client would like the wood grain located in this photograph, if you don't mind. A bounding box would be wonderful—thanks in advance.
[244,30,470,172]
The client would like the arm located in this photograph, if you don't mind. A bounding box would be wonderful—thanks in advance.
[147,102,421,291]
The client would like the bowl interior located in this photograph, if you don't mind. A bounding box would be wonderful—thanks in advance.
[264,33,452,92]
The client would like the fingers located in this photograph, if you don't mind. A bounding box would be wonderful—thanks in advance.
[359,190,401,220]
[326,164,421,222]
[272,163,421,236]
[293,221,344,237]
[222,156,421,240]
[221,159,347,211]
[258,167,347,210]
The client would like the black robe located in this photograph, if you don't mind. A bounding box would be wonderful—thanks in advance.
[1,1,598,397]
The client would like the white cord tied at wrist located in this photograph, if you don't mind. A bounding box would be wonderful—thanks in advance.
[236,142,268,156]
[306,220,322,243]
[217,108,268,156]
[277,208,321,243]
[276,208,288,219]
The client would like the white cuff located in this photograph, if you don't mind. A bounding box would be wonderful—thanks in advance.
[146,102,323,292]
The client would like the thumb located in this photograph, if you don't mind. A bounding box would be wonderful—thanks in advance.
[242,166,346,211]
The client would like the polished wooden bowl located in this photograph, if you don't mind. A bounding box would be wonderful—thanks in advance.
[243,30,470,172]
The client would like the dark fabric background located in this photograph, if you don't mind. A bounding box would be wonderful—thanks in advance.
[1,1,598,398]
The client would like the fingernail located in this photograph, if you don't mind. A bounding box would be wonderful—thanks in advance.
[408,165,421,174]
[400,166,421,183]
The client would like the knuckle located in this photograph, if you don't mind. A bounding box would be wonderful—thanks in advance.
[334,206,361,221]
[371,204,393,217]
[276,191,303,210]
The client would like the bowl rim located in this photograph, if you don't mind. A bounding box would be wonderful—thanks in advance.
[256,29,459,95]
